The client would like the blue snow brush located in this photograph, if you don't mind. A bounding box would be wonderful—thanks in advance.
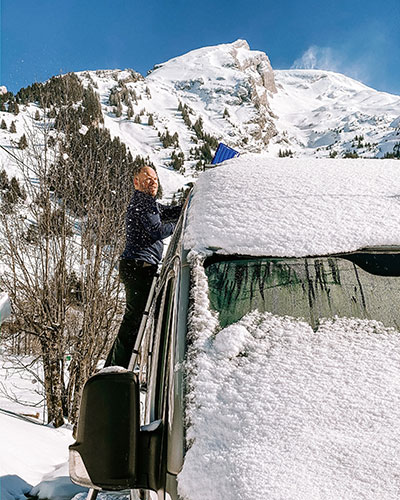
[211,143,240,165]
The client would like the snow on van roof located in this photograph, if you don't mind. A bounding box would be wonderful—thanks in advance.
[183,155,400,257]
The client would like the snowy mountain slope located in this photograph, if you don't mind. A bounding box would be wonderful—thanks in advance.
[269,69,400,158]
[78,41,399,171]
[71,39,278,198]
[1,39,399,201]
[146,39,277,145]
[75,43,400,168]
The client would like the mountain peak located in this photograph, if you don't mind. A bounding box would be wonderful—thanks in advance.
[146,40,277,147]
[149,39,276,93]
[230,39,250,50]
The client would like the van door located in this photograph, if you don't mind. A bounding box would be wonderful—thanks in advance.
[137,262,179,498]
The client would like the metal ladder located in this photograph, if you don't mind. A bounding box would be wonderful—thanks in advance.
[86,273,160,500]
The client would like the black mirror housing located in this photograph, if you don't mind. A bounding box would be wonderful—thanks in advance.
[69,370,141,490]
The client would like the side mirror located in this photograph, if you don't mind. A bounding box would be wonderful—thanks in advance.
[69,370,163,492]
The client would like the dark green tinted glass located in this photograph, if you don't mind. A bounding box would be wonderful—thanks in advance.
[205,256,400,330]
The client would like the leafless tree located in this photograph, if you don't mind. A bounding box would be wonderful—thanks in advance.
[0,87,134,426]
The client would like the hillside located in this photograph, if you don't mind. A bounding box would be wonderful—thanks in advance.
[271,69,400,158]
[1,39,399,200]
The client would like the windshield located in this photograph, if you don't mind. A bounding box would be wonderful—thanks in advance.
[204,253,400,330]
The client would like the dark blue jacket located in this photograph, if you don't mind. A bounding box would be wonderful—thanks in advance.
[121,190,182,265]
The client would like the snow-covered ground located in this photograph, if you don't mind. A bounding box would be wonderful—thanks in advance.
[0,354,141,500]
[0,355,85,500]
[0,409,81,500]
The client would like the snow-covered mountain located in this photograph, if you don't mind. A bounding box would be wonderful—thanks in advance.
[75,39,279,197]
[1,39,399,199]
[271,69,400,158]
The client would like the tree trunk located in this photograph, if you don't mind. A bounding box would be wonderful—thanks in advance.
[41,339,65,428]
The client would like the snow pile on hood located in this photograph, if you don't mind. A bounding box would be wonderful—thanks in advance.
[184,155,400,257]
[178,259,400,500]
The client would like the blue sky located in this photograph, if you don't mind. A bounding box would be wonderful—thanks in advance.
[1,0,400,95]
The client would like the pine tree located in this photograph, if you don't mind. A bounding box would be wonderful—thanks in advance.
[130,89,138,104]
[34,110,41,121]
[10,121,17,133]
[82,86,103,125]
[1,119,7,130]
[343,151,359,159]
[148,114,154,126]
[170,150,185,170]
[278,149,293,158]
[159,129,179,148]
[127,105,134,120]
[193,117,204,139]
[115,102,123,118]
[134,115,141,124]
[7,100,17,114]
[0,168,9,189]
[18,134,28,149]
[109,88,121,107]
[121,88,130,106]
[181,104,192,128]
[10,176,26,201]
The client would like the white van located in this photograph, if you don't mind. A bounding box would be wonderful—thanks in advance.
[70,156,400,500]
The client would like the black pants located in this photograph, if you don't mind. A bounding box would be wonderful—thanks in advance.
[105,259,157,368]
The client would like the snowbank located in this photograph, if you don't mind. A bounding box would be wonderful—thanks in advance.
[29,462,87,500]
[0,411,79,500]
[184,156,400,257]
[178,259,400,499]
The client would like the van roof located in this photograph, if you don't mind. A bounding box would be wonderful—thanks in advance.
[183,154,400,257]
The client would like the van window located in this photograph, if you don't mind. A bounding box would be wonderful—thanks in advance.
[205,255,400,330]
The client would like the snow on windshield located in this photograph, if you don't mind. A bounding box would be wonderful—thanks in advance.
[183,155,400,257]
[178,256,400,500]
